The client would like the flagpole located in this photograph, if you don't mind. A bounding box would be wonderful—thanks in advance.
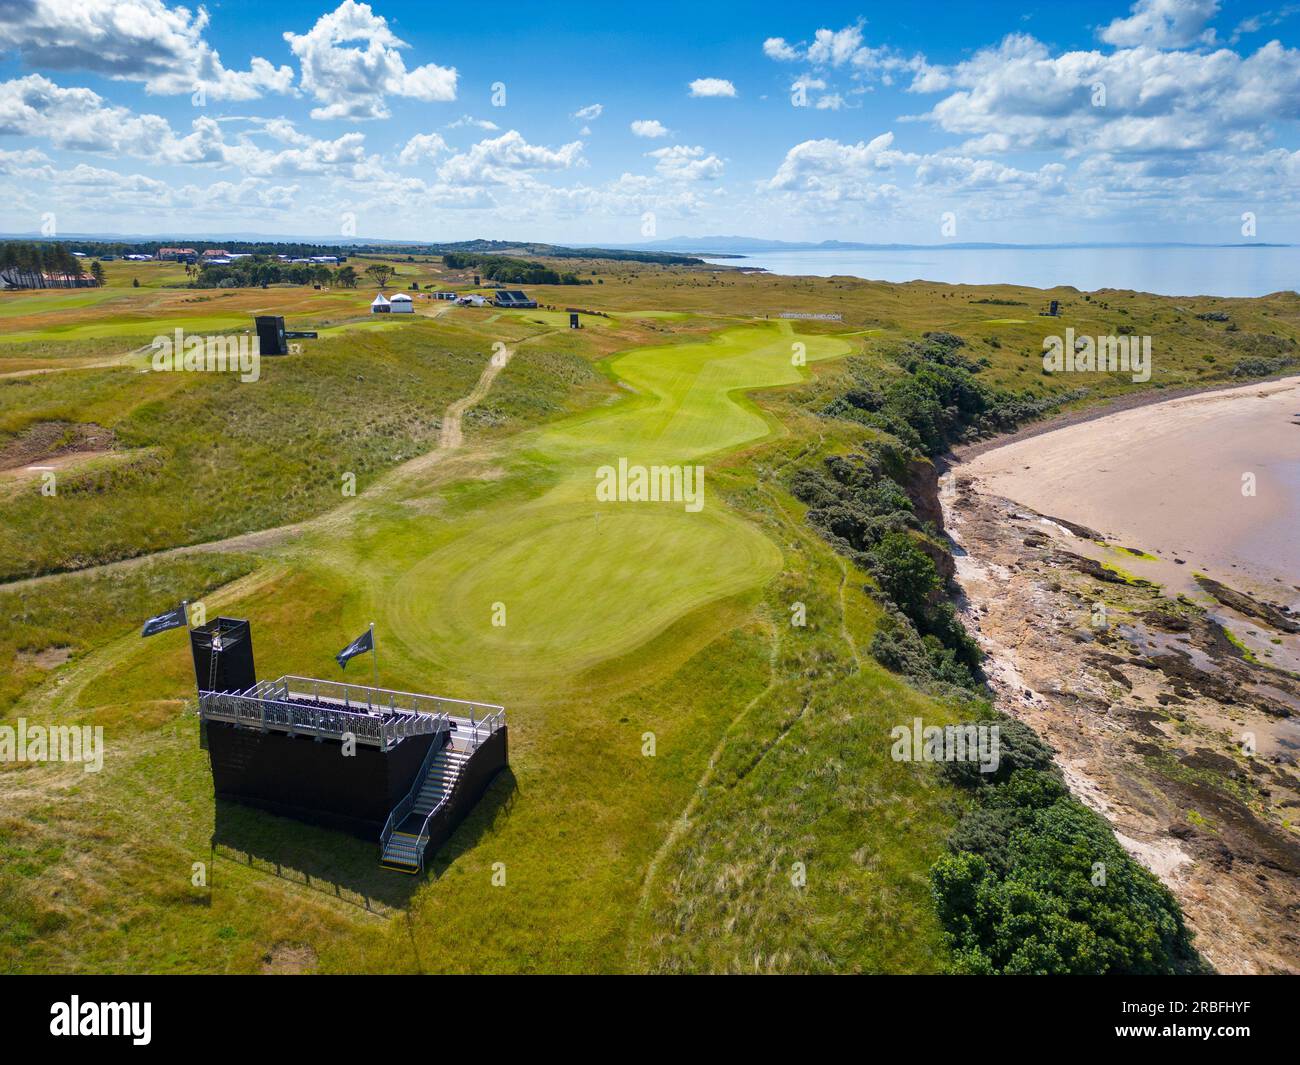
[182,600,191,630]
[370,622,379,689]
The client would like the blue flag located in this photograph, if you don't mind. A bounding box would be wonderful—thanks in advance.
[335,627,374,669]
[141,604,187,638]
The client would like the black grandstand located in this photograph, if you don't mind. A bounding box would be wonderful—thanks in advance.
[191,617,508,873]
[493,289,538,309]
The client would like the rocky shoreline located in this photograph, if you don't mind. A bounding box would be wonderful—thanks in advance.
[939,466,1300,974]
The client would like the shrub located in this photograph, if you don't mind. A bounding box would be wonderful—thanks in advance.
[933,797,1203,974]
[868,532,939,617]
[868,608,979,690]
[932,719,1205,974]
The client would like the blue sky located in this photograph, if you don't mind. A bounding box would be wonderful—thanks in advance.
[1,0,1298,243]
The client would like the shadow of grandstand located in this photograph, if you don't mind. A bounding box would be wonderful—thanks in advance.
[210,765,518,907]
[211,800,418,914]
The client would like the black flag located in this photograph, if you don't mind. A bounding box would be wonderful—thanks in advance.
[335,627,374,669]
[141,604,188,638]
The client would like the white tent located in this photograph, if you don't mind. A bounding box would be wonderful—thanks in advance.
[389,292,414,314]
[371,293,391,314]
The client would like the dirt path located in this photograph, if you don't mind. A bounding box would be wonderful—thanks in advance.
[0,346,147,380]
[439,345,512,450]
[1,343,519,593]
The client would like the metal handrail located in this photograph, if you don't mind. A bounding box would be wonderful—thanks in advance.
[198,688,445,748]
[460,709,505,751]
[200,690,385,744]
[409,757,459,873]
[392,710,509,871]
[279,676,503,719]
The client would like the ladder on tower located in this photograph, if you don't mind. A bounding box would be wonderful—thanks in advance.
[207,630,222,693]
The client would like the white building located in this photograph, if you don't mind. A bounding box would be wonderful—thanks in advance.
[371,293,391,314]
[389,293,414,314]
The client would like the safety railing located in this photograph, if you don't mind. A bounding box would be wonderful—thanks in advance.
[280,676,503,723]
[200,689,444,749]
[456,708,507,752]
[393,709,508,871]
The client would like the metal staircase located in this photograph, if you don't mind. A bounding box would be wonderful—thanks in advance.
[378,711,506,873]
[380,747,467,872]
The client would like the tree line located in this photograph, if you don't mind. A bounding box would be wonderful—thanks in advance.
[193,257,360,289]
[0,242,103,288]
[441,252,586,286]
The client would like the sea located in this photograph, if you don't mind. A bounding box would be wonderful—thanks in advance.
[701,246,1300,299]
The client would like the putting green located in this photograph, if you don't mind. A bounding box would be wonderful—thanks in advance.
[495,308,613,329]
[380,321,851,684]
[0,289,127,318]
[0,313,251,345]
[388,504,775,680]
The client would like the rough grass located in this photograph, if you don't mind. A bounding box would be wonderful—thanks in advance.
[0,318,605,581]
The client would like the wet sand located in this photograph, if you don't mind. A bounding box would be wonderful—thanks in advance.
[960,376,1300,608]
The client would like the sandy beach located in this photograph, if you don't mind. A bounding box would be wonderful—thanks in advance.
[961,375,1300,607]
[942,376,1300,973]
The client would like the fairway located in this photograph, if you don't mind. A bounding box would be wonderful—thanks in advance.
[380,322,850,685]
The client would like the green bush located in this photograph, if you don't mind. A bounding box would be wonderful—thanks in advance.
[869,532,939,617]
[933,799,1203,974]
[869,608,979,689]
[931,721,1205,974]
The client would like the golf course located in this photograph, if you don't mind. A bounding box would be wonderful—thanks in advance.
[3,253,1296,973]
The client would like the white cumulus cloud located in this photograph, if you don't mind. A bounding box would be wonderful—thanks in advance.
[0,0,293,100]
[688,77,737,97]
[437,130,584,186]
[646,144,725,181]
[283,1,457,121]
[630,119,669,138]
[1100,0,1220,49]
[399,132,449,166]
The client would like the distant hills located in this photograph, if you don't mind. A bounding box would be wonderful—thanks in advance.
[0,231,1292,262]
[0,234,706,267]
[612,235,1295,255]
